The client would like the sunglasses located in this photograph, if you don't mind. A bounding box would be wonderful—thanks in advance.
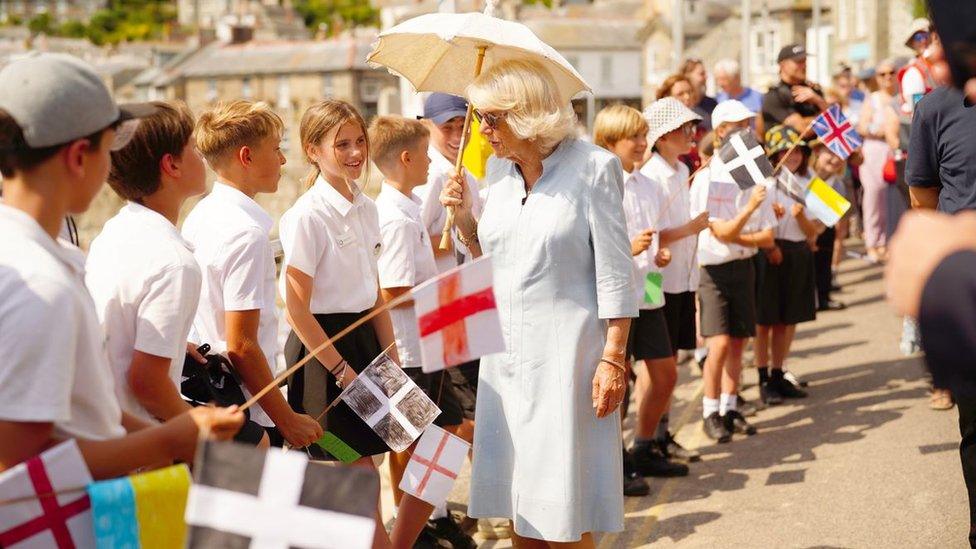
[681,122,698,136]
[473,109,507,129]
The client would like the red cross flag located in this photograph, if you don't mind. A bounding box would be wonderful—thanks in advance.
[399,425,470,507]
[0,440,95,549]
[412,255,505,373]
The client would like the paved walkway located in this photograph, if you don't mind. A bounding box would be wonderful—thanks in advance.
[381,250,970,547]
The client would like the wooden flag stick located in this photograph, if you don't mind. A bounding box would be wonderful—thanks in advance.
[439,45,489,251]
[772,116,818,173]
[240,294,411,412]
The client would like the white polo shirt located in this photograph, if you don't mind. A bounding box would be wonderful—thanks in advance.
[622,169,667,311]
[690,156,778,267]
[413,145,482,273]
[641,152,700,294]
[86,202,202,424]
[0,204,125,440]
[278,175,381,314]
[375,184,439,369]
[771,170,813,243]
[182,183,280,427]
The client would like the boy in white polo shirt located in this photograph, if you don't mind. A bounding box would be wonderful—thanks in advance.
[369,115,477,549]
[0,53,242,476]
[183,100,322,450]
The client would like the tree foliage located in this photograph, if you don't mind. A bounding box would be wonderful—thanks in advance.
[22,0,176,45]
[293,0,379,36]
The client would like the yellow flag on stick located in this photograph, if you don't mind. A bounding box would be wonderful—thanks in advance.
[462,117,492,180]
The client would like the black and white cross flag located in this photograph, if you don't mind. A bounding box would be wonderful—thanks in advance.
[185,441,378,549]
[340,353,441,452]
[718,130,774,190]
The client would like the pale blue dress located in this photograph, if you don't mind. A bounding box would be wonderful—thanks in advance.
[469,138,639,542]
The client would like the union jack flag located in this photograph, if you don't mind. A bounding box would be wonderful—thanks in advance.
[812,104,862,160]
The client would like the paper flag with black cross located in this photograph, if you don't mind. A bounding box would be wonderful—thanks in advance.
[339,353,441,453]
[718,130,774,190]
[184,440,378,549]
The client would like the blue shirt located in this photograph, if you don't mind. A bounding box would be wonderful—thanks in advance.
[717,87,763,113]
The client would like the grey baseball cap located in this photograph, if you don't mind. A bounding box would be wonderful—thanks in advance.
[0,53,156,151]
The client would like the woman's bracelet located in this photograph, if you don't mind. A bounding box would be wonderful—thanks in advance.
[599,357,627,373]
[457,225,479,248]
[329,358,348,388]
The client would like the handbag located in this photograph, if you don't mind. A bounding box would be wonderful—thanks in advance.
[182,343,249,416]
[882,153,898,184]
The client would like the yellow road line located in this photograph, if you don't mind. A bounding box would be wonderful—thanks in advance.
[598,382,706,549]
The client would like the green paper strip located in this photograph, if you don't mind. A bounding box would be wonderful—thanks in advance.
[644,272,664,306]
[316,432,361,463]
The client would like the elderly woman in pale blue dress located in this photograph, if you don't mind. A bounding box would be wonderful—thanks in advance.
[441,58,638,547]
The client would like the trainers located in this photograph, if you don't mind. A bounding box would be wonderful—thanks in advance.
[783,370,808,388]
[703,412,731,443]
[660,431,701,463]
[737,394,761,417]
[723,410,757,436]
[773,376,808,399]
[477,518,512,540]
[631,444,689,477]
[760,381,784,406]
[425,516,477,549]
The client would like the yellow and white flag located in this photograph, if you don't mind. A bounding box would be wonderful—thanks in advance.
[804,177,850,227]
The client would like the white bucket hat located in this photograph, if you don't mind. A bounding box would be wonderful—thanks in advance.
[643,97,702,149]
[711,100,756,129]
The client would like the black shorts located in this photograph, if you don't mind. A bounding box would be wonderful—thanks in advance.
[699,258,757,339]
[406,368,464,427]
[756,239,817,326]
[662,291,697,353]
[448,360,478,420]
[628,309,674,360]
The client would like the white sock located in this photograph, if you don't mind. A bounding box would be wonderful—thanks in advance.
[430,503,448,520]
[702,397,720,418]
[694,346,709,363]
[719,393,738,415]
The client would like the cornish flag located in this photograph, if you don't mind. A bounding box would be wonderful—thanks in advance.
[412,255,505,373]
[399,425,470,508]
[0,440,95,549]
[340,353,441,452]
[185,441,378,549]
[812,104,862,160]
[718,130,774,190]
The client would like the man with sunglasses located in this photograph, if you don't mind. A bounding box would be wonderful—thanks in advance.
[899,18,937,115]
[761,44,827,138]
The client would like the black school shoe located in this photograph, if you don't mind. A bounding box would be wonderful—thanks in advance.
[723,410,757,436]
[423,515,477,549]
[703,412,732,443]
[631,444,689,477]
[660,431,701,463]
[622,448,651,497]
[772,375,808,399]
[737,394,761,417]
[760,381,784,406]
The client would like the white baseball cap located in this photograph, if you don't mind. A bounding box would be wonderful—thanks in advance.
[643,97,702,149]
[711,100,756,129]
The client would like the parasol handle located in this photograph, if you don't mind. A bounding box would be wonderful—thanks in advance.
[439,45,488,251]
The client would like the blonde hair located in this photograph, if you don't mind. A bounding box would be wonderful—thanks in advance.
[299,99,369,190]
[466,58,576,152]
[368,116,429,174]
[592,104,648,150]
[195,100,283,166]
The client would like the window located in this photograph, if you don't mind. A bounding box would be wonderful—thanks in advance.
[853,0,867,38]
[241,77,252,99]
[276,76,290,109]
[206,79,218,103]
[360,78,381,103]
[600,55,613,87]
[751,26,781,73]
[837,1,849,40]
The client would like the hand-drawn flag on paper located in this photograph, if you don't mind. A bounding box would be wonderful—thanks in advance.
[812,104,862,160]
[774,169,807,205]
[185,441,378,549]
[87,464,190,549]
[705,180,740,220]
[718,130,773,190]
[804,177,851,227]
[644,272,664,306]
[412,255,505,373]
[340,353,441,452]
[0,440,94,549]
[399,425,470,508]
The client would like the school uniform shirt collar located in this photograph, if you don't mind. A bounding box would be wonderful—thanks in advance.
[647,152,678,180]
[309,175,366,217]
[0,203,85,275]
[429,145,455,174]
[120,201,194,252]
[210,182,273,235]
[378,183,422,219]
